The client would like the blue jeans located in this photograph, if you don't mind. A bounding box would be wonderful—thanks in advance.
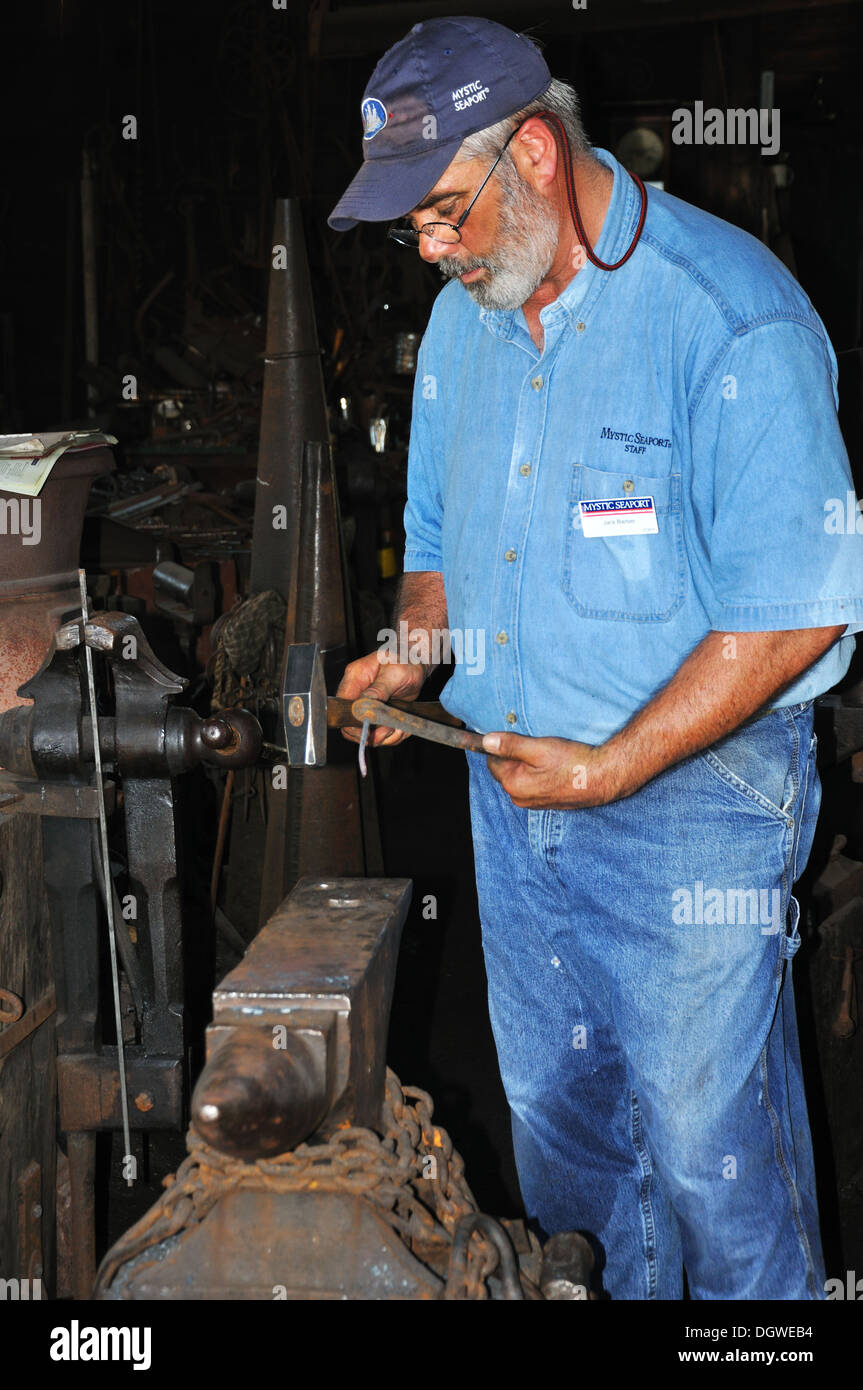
[467,702,825,1300]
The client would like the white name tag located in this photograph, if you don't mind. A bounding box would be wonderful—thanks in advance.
[578,496,658,537]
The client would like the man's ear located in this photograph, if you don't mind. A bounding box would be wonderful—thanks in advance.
[510,116,559,192]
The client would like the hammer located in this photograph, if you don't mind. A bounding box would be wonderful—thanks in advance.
[280,642,486,767]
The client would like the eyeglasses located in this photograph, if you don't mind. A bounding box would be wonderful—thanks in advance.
[388,125,519,248]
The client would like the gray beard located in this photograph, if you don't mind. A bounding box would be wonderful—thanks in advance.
[438,161,560,310]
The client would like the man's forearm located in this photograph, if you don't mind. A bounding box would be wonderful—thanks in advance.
[603,626,845,797]
[390,570,449,680]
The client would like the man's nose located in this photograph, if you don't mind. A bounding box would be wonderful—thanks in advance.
[418,233,458,265]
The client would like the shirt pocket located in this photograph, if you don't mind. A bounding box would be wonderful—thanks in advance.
[562,462,686,622]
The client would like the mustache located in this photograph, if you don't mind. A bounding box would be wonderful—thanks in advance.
[438,254,495,281]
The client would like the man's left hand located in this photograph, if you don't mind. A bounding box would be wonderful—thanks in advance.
[481,732,629,809]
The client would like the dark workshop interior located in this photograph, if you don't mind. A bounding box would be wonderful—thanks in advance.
[1,0,863,1319]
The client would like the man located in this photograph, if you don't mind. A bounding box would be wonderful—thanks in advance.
[329,16,863,1299]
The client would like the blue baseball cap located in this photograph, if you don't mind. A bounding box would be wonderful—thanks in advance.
[328,16,551,232]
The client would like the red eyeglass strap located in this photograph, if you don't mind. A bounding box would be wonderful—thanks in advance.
[537,110,647,272]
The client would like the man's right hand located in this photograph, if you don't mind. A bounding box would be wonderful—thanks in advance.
[336,650,428,747]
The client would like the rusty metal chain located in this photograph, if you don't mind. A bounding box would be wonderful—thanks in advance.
[95,1068,519,1299]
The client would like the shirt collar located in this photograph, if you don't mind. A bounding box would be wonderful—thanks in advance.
[478,147,642,340]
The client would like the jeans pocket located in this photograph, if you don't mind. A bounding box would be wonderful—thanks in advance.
[562,463,686,621]
[782,893,802,959]
[699,711,800,825]
[700,746,791,824]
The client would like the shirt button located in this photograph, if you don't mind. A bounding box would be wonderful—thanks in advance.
[504,549,517,562]
[496,631,508,645]
[531,375,543,391]
[576,321,586,333]
[623,478,634,493]
[520,463,532,476]
[506,711,517,724]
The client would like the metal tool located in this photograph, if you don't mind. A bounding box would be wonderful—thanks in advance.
[358,717,371,778]
[282,642,484,767]
[77,571,133,1185]
[351,697,486,754]
[0,607,263,1295]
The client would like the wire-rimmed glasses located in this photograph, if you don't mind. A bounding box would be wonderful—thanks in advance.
[387,124,519,247]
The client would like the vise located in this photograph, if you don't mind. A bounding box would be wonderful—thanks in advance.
[0,606,262,1296]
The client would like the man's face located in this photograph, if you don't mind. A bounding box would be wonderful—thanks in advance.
[404,148,560,310]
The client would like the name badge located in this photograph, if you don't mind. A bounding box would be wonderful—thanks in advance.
[578,496,658,537]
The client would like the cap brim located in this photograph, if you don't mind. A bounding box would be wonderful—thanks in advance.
[328,137,463,231]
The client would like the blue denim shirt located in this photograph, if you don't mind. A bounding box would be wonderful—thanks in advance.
[403,148,863,743]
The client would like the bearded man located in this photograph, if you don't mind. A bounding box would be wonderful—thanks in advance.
[328,16,863,1300]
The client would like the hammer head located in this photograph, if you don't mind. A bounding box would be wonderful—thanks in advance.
[282,642,328,767]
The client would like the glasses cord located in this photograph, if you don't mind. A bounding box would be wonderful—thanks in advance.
[537,110,647,272]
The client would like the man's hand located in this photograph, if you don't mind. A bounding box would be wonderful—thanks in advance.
[481,731,624,809]
[481,625,846,812]
[336,650,428,748]
[338,571,447,750]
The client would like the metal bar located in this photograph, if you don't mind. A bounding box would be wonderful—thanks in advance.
[78,569,133,1184]
[351,697,487,754]
[0,987,56,1060]
[325,697,465,730]
[123,777,184,1057]
[66,1131,96,1298]
[58,1051,183,1131]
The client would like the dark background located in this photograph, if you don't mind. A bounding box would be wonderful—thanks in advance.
[3,0,861,460]
[3,0,862,1285]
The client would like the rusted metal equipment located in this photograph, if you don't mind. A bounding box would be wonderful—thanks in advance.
[255,439,376,922]
[0,608,262,1298]
[0,440,113,1299]
[192,876,408,1156]
[94,877,552,1299]
[231,196,379,928]
[0,445,113,711]
[249,198,329,600]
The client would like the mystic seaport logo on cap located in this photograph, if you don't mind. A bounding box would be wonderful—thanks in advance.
[361,97,388,140]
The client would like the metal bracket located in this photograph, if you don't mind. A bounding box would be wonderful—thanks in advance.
[0,987,57,1061]
[57,1049,184,1131]
[0,774,115,819]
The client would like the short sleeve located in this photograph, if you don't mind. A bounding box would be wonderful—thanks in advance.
[402,340,444,572]
[687,319,863,634]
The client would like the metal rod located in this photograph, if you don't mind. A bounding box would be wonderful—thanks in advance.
[210,768,235,911]
[78,568,134,1184]
[351,697,487,754]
